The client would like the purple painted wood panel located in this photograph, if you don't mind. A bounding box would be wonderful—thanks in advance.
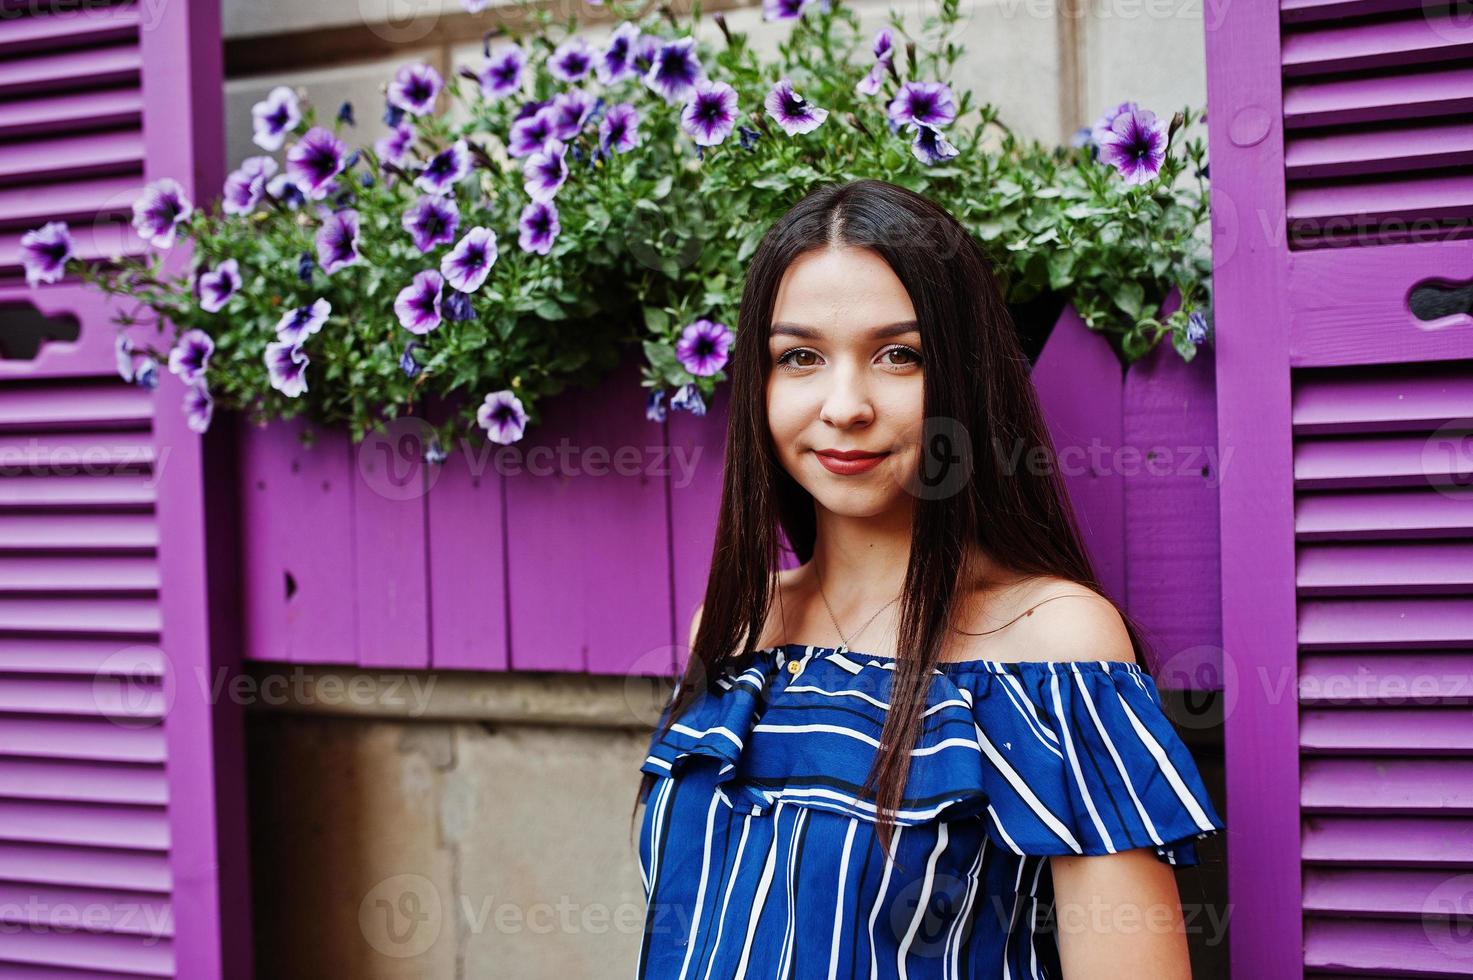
[1030,306,1126,605]
[352,433,430,669]
[503,353,673,674]
[666,384,728,678]
[426,440,510,672]
[1205,1,1302,971]
[1121,327,1223,691]
[237,419,357,665]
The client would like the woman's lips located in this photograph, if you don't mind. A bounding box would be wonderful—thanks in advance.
[814,450,889,475]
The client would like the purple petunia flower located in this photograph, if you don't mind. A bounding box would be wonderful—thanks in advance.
[549,37,594,83]
[681,80,738,146]
[909,122,960,165]
[115,335,136,382]
[508,106,557,158]
[764,78,828,136]
[375,121,416,168]
[873,27,894,62]
[599,102,641,155]
[182,379,213,434]
[395,269,444,334]
[388,63,444,117]
[1091,100,1140,147]
[442,289,474,322]
[518,200,560,255]
[477,43,525,100]
[267,173,307,208]
[168,328,214,384]
[763,0,813,20]
[197,259,241,313]
[222,156,277,216]
[670,382,705,416]
[632,33,661,71]
[440,227,498,293]
[1187,311,1209,346]
[316,209,361,275]
[888,81,957,130]
[549,88,596,141]
[523,139,569,203]
[287,127,348,199]
[265,340,309,398]
[675,319,733,376]
[132,178,192,249]
[275,298,331,345]
[402,195,461,253]
[251,86,301,151]
[645,388,667,423]
[20,221,74,286]
[477,389,528,445]
[462,0,491,10]
[856,60,887,97]
[1098,106,1168,185]
[644,37,703,105]
[400,341,421,378]
[133,356,159,389]
[415,139,471,195]
[596,22,642,86]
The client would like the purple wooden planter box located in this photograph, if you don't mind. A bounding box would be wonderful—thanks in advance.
[237,303,1223,689]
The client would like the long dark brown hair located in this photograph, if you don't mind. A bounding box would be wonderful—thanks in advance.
[632,177,1153,860]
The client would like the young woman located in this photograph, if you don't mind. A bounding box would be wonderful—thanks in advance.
[633,179,1223,979]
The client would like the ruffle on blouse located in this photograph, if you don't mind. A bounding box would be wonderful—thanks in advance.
[640,644,1224,867]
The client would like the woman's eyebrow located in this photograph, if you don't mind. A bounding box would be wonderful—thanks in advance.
[769,320,920,340]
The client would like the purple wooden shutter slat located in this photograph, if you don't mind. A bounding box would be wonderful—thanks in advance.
[1281,14,1473,74]
[0,513,158,550]
[0,840,170,891]
[1284,121,1473,181]
[1300,709,1473,754]
[0,173,139,227]
[1292,371,1473,431]
[0,88,144,141]
[0,758,166,806]
[0,43,141,96]
[1283,66,1473,128]
[0,930,173,976]
[1287,174,1473,230]
[1296,489,1473,539]
[1298,596,1473,648]
[1301,758,1473,810]
[0,716,166,763]
[0,800,168,850]
[1301,814,1473,866]
[0,637,163,674]
[0,128,144,183]
[0,881,172,935]
[1298,652,1473,705]
[1305,919,1473,974]
[1297,541,1473,593]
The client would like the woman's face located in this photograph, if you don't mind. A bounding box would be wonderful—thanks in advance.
[765,246,924,519]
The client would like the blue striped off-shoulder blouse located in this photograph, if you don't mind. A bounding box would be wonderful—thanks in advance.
[635,643,1224,979]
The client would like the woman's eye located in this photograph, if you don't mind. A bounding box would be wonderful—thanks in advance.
[882,345,923,367]
[775,348,818,370]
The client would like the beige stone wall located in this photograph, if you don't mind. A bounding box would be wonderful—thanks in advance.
[243,664,671,978]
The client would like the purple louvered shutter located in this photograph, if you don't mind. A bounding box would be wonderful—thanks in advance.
[0,3,251,978]
[1208,2,1473,976]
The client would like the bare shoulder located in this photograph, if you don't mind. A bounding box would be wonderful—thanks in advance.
[953,576,1134,665]
[693,566,805,648]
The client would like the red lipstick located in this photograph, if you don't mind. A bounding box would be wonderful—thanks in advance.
[814,449,890,475]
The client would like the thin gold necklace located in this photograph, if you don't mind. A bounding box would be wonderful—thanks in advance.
[814,563,900,654]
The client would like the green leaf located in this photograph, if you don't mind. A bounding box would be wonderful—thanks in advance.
[1115,282,1145,319]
